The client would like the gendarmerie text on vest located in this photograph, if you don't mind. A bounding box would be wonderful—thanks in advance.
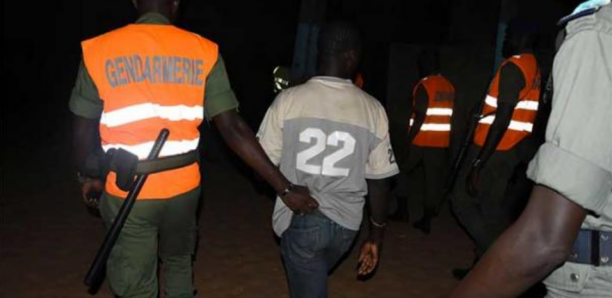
[105,55,205,87]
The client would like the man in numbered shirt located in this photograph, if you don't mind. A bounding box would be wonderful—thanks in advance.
[257,21,399,298]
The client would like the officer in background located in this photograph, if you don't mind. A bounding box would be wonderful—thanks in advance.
[443,2,612,297]
[451,20,541,278]
[71,0,318,297]
[392,49,455,235]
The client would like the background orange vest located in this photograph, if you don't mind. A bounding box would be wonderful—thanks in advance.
[82,24,219,199]
[409,75,455,148]
[474,54,540,151]
[354,72,364,89]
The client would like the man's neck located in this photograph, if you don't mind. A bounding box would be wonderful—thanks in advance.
[317,57,353,79]
[317,68,351,80]
[138,9,172,21]
[136,11,172,24]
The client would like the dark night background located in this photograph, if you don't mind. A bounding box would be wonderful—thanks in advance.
[3,0,580,136]
[1,0,583,297]
[1,0,581,199]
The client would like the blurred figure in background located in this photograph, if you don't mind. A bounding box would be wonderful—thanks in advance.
[392,49,455,235]
[444,2,612,297]
[450,19,541,279]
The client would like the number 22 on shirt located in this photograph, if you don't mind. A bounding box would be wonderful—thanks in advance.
[296,128,356,177]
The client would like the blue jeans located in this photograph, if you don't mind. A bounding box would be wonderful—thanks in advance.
[281,211,358,298]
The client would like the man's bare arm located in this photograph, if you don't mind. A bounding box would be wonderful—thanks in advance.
[358,178,391,276]
[446,185,587,298]
[213,109,319,213]
[73,115,100,170]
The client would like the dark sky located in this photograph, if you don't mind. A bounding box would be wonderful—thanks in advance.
[3,0,580,137]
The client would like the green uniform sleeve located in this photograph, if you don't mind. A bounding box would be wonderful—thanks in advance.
[204,55,239,119]
[69,60,103,119]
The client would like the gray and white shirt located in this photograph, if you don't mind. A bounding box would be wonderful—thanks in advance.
[257,76,399,236]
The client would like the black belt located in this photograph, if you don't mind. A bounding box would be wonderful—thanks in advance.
[105,149,198,192]
[109,150,198,175]
[568,229,612,266]
[83,149,199,192]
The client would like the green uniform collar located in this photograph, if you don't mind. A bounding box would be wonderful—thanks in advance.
[136,12,171,25]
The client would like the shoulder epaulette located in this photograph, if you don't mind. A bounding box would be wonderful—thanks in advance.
[557,0,610,25]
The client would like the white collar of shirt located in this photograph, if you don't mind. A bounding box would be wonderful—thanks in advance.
[311,76,353,84]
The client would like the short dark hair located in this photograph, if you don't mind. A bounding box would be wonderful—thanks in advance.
[318,21,362,57]
[507,19,539,49]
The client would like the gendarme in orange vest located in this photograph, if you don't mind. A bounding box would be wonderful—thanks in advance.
[474,54,540,151]
[409,75,455,148]
[82,23,218,199]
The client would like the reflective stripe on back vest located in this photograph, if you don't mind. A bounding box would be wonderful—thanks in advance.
[82,24,219,199]
[473,54,540,151]
[409,75,455,148]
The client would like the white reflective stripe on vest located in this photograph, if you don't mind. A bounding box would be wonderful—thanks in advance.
[479,115,533,132]
[426,108,453,116]
[101,103,204,128]
[421,123,451,131]
[102,137,200,159]
[410,119,451,131]
[484,95,539,111]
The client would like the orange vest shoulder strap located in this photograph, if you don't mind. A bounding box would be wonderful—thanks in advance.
[190,32,219,75]
[508,55,538,89]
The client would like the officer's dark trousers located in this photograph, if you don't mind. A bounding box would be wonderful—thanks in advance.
[100,187,200,298]
[399,145,449,217]
[451,145,532,258]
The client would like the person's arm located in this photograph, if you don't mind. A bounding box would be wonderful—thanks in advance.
[447,26,612,298]
[73,116,100,171]
[468,62,524,195]
[73,116,104,206]
[475,62,524,166]
[358,177,391,276]
[213,111,318,213]
[407,84,428,145]
[446,185,586,298]
[357,106,400,276]
[69,61,105,204]
[206,57,318,214]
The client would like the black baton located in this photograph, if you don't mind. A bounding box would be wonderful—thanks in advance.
[84,128,170,294]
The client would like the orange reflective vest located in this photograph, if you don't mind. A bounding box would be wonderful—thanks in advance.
[82,24,219,199]
[474,54,540,151]
[409,75,455,148]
